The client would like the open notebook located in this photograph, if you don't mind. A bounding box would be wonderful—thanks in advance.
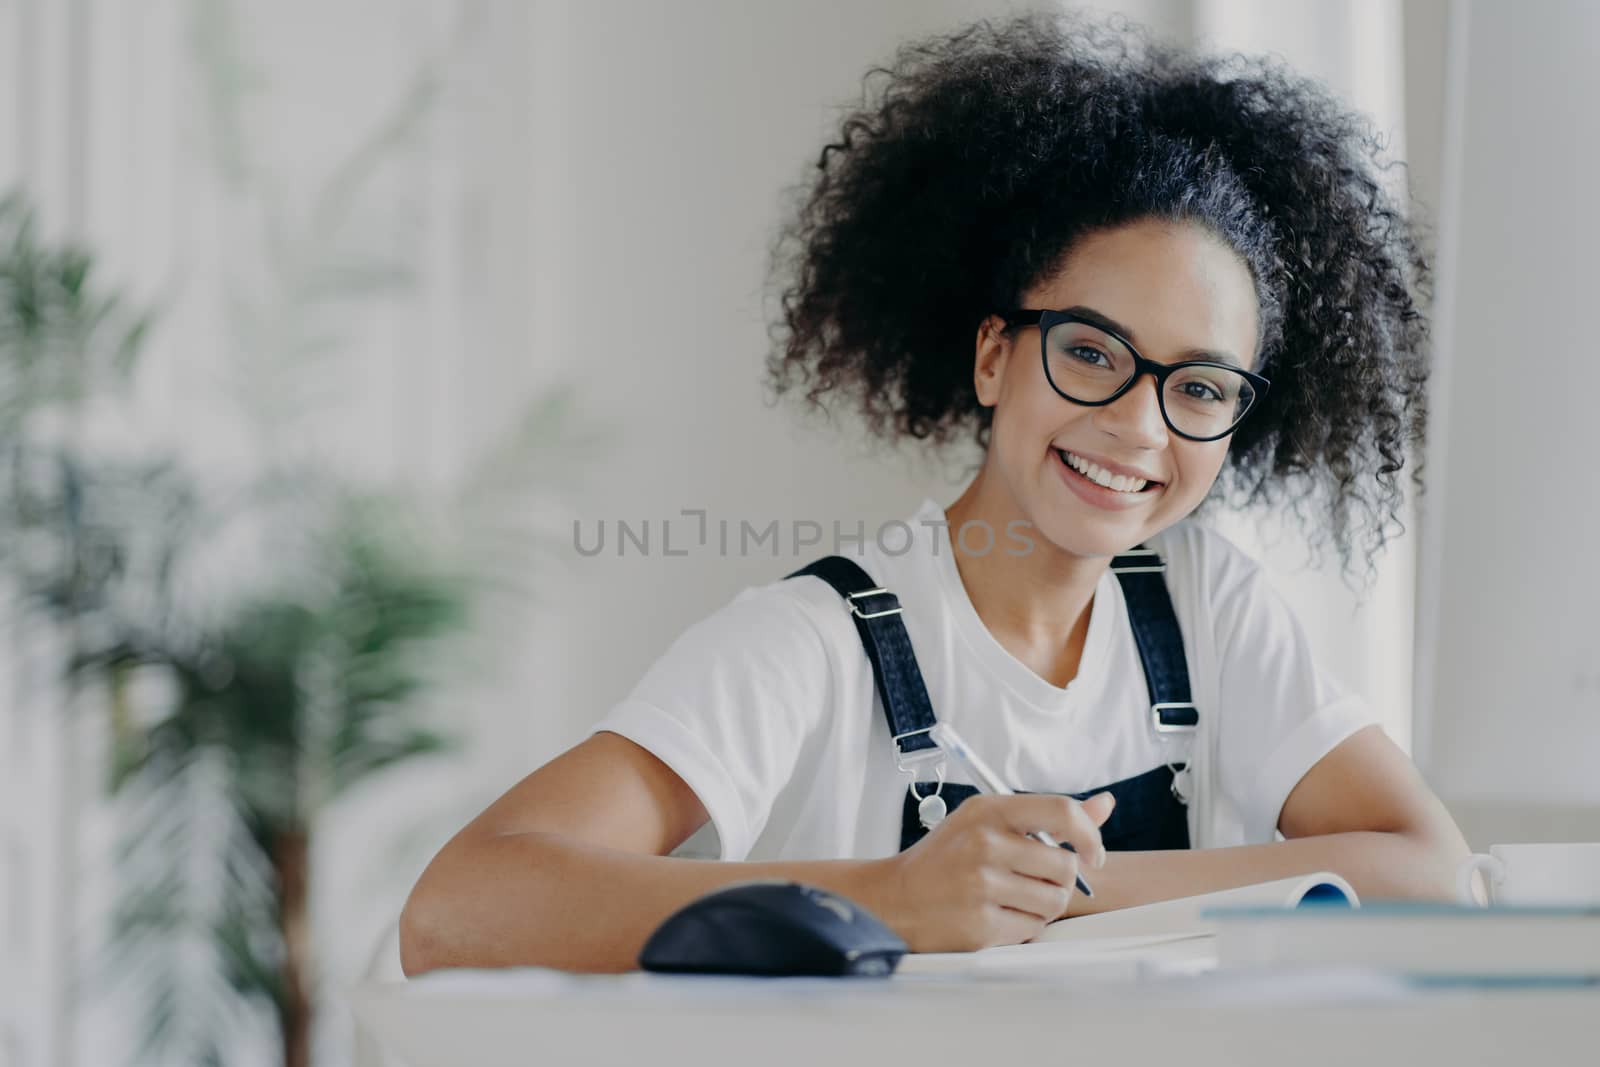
[895,872,1357,977]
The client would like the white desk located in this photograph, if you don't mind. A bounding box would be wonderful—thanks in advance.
[351,966,1599,1067]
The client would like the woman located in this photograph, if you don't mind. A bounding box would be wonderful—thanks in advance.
[401,12,1469,975]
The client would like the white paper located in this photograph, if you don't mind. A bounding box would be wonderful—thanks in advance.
[895,872,1355,978]
[896,932,1216,978]
[1032,872,1357,943]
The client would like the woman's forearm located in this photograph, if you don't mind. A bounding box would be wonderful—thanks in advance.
[1068,829,1471,917]
[401,819,1471,973]
[399,829,893,976]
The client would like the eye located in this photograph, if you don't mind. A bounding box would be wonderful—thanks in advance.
[1175,380,1224,402]
[1068,346,1112,368]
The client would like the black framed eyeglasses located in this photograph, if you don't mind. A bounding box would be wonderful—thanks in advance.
[1001,309,1270,442]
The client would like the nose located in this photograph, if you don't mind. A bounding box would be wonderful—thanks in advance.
[1093,373,1169,448]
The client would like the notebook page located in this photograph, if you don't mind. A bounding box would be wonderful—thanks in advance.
[1032,872,1357,944]
[895,932,1215,978]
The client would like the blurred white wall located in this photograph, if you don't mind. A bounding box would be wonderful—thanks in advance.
[1414,0,1600,840]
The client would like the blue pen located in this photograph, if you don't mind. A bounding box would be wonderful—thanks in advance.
[928,722,1094,898]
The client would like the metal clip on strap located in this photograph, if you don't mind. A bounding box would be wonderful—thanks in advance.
[846,587,903,620]
[1109,547,1167,575]
[1151,701,1199,734]
[890,726,944,773]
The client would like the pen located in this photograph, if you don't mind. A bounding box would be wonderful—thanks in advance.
[927,722,1094,898]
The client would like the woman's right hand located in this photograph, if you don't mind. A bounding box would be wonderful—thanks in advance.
[863,791,1117,952]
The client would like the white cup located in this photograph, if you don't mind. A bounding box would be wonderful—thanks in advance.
[1454,842,1600,906]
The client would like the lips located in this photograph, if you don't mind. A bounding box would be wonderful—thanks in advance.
[1052,448,1164,511]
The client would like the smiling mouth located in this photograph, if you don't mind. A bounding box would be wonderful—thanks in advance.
[1055,449,1164,493]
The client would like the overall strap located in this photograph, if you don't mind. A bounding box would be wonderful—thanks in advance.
[787,545,1200,769]
[1109,546,1199,738]
[784,556,941,773]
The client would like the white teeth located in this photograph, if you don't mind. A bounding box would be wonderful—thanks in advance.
[1062,450,1148,493]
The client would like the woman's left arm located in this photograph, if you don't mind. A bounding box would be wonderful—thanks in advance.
[1067,725,1471,915]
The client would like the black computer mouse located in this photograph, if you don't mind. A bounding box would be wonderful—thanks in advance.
[637,880,908,977]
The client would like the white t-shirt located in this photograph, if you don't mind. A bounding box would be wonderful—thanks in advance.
[591,498,1375,861]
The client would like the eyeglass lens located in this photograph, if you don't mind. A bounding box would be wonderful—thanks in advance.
[1044,319,1256,439]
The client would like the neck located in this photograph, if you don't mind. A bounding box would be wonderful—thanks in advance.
[943,467,1108,654]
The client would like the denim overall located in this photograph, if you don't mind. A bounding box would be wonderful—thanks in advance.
[785,546,1197,854]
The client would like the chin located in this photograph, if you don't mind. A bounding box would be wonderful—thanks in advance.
[1032,511,1155,561]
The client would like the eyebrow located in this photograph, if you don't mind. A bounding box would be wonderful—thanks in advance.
[1061,305,1247,369]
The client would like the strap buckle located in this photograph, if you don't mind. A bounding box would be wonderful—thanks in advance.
[846,587,903,620]
[891,726,944,773]
[1152,702,1199,734]
[1110,548,1166,574]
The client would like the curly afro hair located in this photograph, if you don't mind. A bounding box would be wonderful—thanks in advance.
[765,10,1433,581]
